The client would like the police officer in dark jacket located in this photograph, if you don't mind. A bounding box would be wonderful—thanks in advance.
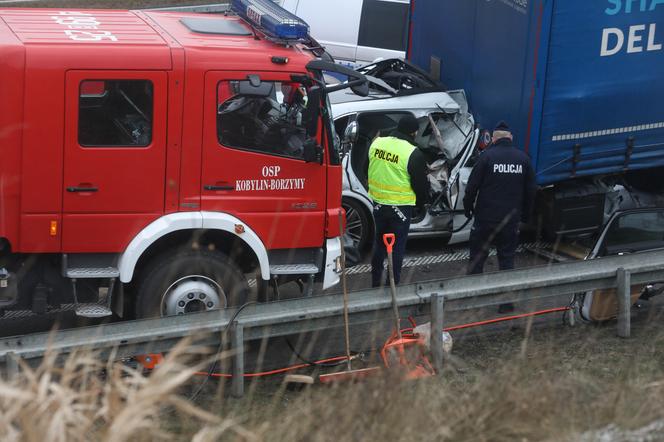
[365,114,428,287]
[463,122,536,298]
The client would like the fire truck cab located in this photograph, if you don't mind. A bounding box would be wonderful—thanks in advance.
[0,2,359,319]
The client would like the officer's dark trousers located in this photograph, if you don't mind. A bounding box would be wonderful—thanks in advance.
[371,205,412,287]
[467,219,519,275]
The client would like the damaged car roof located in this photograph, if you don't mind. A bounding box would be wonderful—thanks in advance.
[328,58,459,114]
[330,91,461,117]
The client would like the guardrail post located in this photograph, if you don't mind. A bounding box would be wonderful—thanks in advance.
[430,293,445,374]
[4,352,19,380]
[616,268,631,338]
[231,321,245,398]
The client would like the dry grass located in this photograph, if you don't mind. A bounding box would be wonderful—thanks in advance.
[2,311,663,441]
[211,315,664,442]
[0,341,255,442]
[239,360,664,442]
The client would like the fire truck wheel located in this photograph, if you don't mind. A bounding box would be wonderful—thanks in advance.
[136,250,249,318]
[342,197,372,253]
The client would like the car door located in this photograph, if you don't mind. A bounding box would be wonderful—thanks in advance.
[417,110,478,239]
[201,71,327,250]
[581,208,664,321]
[62,72,168,252]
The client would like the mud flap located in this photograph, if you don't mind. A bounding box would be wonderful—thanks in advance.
[342,234,361,268]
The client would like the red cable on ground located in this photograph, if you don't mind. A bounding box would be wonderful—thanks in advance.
[188,307,571,379]
[193,356,349,378]
[400,307,571,335]
[443,307,570,332]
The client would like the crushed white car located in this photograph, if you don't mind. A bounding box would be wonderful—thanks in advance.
[329,59,480,253]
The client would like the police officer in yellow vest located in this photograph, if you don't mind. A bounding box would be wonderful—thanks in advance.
[367,114,428,287]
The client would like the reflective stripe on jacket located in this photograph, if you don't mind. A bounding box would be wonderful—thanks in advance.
[368,136,417,206]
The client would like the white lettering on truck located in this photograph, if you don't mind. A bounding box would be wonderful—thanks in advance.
[601,1,663,56]
[261,165,281,177]
[235,178,306,191]
[601,24,661,55]
[236,165,305,191]
[247,6,263,25]
[51,11,118,42]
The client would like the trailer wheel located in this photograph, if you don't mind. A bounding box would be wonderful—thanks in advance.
[342,197,372,254]
[135,250,249,318]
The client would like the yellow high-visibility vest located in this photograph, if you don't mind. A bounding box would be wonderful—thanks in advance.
[368,136,417,206]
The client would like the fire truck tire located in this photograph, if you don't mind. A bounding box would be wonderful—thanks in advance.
[342,197,372,253]
[135,249,249,318]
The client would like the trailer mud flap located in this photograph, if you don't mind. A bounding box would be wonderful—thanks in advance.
[537,183,606,237]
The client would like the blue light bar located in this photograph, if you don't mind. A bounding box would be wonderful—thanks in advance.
[231,0,310,41]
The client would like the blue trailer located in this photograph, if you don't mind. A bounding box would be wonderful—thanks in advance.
[408,0,664,235]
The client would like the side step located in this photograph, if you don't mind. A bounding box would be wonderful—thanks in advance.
[270,263,319,275]
[268,264,319,299]
[62,254,118,318]
[66,268,119,279]
[75,303,113,319]
[63,254,120,279]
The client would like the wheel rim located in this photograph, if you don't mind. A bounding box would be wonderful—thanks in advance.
[161,275,226,316]
[343,202,365,249]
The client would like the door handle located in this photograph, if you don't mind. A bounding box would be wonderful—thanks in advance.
[203,184,235,190]
[67,186,98,192]
[204,185,235,191]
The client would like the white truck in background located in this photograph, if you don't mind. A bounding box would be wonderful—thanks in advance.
[274,0,410,67]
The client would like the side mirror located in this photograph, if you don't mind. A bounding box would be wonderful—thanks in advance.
[343,121,359,145]
[303,86,322,138]
[340,120,359,157]
[350,81,370,97]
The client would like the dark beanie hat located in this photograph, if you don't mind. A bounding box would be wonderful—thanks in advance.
[494,120,510,132]
[397,114,420,135]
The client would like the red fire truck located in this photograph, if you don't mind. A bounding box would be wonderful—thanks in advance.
[0,1,366,319]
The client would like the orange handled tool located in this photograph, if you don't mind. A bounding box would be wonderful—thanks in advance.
[383,233,402,340]
[383,233,395,254]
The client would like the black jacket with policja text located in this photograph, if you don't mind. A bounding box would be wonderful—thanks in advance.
[463,138,537,225]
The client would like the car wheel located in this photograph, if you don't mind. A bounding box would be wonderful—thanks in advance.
[342,197,372,253]
[136,249,249,318]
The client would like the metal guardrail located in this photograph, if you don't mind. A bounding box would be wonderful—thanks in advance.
[1,249,663,396]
